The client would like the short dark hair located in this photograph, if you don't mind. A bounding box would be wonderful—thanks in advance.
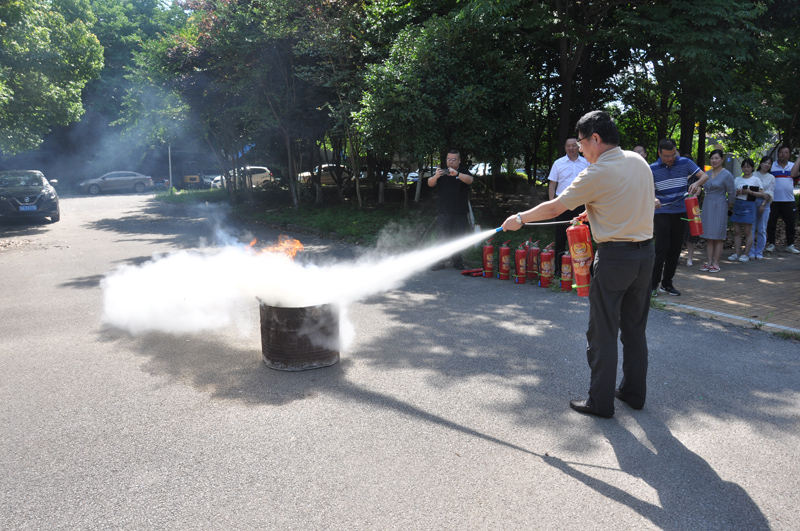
[778,145,790,152]
[759,155,773,166]
[634,144,646,151]
[741,158,755,169]
[448,150,460,157]
[575,111,619,146]
[709,149,724,160]
[658,139,677,152]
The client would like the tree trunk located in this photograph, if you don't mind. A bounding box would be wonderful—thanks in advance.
[678,94,695,158]
[696,114,707,168]
[285,134,299,207]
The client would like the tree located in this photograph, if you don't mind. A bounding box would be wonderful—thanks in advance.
[0,0,103,157]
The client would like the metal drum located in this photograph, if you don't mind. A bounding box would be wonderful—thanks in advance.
[259,302,340,371]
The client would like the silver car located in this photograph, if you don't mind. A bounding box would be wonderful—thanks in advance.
[77,171,154,195]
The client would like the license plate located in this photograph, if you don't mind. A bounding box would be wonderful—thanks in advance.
[19,205,37,211]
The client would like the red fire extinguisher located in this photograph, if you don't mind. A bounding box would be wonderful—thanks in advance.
[526,239,540,283]
[566,221,593,297]
[539,243,555,288]
[482,238,494,278]
[513,244,527,284]
[685,195,703,237]
[498,240,512,280]
[560,251,573,292]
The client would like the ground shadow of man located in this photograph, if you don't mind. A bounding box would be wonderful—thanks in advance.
[543,415,769,529]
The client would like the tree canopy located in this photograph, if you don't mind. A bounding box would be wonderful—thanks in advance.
[2,0,799,203]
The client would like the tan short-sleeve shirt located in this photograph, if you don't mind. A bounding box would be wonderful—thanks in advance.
[557,147,654,243]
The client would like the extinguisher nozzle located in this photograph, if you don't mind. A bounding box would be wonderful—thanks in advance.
[495,226,504,233]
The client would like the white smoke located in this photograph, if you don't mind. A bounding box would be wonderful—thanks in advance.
[101,227,498,345]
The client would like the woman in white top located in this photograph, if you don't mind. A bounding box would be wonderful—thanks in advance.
[750,156,775,259]
[728,158,766,262]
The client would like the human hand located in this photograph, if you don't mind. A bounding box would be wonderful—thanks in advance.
[575,211,588,223]
[501,214,522,232]
[654,198,662,209]
[688,182,702,196]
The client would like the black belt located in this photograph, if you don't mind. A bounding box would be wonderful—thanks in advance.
[597,239,653,249]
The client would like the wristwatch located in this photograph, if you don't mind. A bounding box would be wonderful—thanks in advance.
[515,213,523,226]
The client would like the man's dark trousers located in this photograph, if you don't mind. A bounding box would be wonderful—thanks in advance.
[586,243,655,417]
[652,212,685,290]
[435,212,469,266]
[766,201,796,246]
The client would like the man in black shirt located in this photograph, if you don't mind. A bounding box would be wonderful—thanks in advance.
[428,150,474,270]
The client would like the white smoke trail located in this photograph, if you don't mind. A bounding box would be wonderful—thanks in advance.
[101,228,499,342]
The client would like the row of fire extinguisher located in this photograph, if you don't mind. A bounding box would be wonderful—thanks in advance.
[461,197,701,297]
[461,220,594,297]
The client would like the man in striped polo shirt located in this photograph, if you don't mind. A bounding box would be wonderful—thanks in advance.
[650,139,708,296]
[765,145,798,253]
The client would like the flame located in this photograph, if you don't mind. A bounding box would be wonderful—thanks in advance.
[255,234,304,259]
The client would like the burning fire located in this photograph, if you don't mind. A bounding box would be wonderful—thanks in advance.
[251,235,304,259]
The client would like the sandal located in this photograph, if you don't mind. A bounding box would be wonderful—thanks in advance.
[708,265,721,273]
[699,263,710,272]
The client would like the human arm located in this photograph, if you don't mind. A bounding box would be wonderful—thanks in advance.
[429,167,472,187]
[791,162,799,182]
[726,174,736,205]
[688,169,709,196]
[548,181,557,201]
[502,198,568,231]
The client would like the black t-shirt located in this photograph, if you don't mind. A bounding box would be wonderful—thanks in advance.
[435,168,472,214]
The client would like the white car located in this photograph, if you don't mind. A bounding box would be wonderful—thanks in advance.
[214,166,273,188]
[470,163,508,177]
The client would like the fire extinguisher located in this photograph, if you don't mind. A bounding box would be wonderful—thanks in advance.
[685,195,703,237]
[498,240,512,280]
[560,251,573,291]
[513,244,527,284]
[538,243,555,288]
[566,221,593,297]
[526,240,540,283]
[482,238,495,278]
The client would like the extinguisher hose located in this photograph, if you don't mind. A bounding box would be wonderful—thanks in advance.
[660,192,691,208]
[495,220,572,232]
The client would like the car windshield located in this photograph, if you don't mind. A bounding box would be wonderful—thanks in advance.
[0,172,45,187]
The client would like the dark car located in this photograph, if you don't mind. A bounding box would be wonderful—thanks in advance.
[77,171,154,195]
[0,170,60,223]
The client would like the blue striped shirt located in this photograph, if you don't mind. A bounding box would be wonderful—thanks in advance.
[650,157,701,214]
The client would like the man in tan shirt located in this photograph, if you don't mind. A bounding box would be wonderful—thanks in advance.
[502,110,654,418]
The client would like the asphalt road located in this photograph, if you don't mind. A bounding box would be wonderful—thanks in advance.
[1,194,798,529]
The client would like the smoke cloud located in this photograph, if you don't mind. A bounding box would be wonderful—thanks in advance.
[101,227,498,348]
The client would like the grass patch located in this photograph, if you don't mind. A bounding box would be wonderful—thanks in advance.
[774,330,800,341]
[239,202,436,247]
[155,187,229,204]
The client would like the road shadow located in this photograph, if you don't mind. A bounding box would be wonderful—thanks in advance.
[542,415,770,529]
[83,200,246,250]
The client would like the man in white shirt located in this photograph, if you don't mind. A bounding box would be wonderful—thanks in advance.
[766,146,798,253]
[548,138,589,269]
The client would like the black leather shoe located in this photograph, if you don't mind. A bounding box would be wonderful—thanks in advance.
[615,390,644,410]
[569,398,613,418]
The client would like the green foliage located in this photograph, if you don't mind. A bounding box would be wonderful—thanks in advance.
[0,0,103,156]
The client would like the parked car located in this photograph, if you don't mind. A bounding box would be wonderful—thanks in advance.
[210,175,226,189]
[299,164,352,185]
[0,170,60,223]
[470,163,508,177]
[201,169,221,188]
[77,171,154,195]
